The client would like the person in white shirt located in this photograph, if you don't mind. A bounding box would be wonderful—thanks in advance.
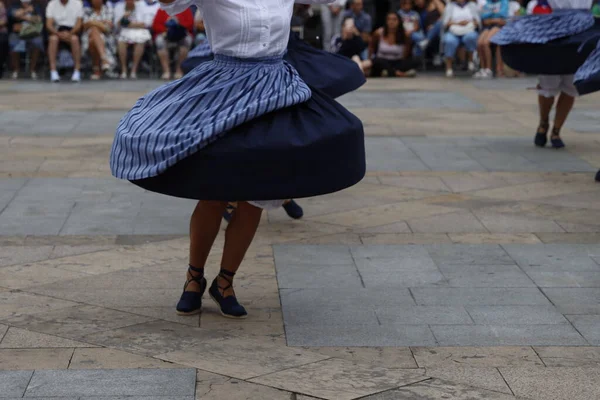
[45,0,84,82]
[321,0,346,51]
[114,0,151,78]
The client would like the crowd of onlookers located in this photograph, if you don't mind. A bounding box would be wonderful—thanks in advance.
[0,0,204,81]
[0,0,598,81]
[322,0,580,79]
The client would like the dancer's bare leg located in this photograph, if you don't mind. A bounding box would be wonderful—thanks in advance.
[552,92,575,136]
[187,200,228,290]
[218,201,262,297]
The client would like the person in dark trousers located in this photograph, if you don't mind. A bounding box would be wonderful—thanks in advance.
[0,0,8,78]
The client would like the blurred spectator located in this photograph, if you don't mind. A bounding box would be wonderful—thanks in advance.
[152,7,193,80]
[528,0,552,14]
[46,0,84,82]
[0,0,8,78]
[374,0,391,29]
[413,0,445,64]
[370,11,418,77]
[474,0,508,78]
[441,0,479,77]
[592,0,600,16]
[8,0,44,79]
[138,0,158,25]
[193,7,204,44]
[82,0,115,79]
[320,0,346,51]
[332,16,372,74]
[343,0,372,46]
[509,0,525,15]
[114,0,150,79]
[397,0,425,55]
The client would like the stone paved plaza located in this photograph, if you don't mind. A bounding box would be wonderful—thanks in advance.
[1,77,600,399]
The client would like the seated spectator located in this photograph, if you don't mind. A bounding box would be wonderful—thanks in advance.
[138,0,158,27]
[9,0,44,79]
[114,0,150,79]
[474,0,509,78]
[46,0,84,82]
[593,0,600,16]
[321,0,346,51]
[193,7,204,45]
[441,0,480,77]
[343,0,372,58]
[152,7,193,80]
[370,11,419,77]
[531,0,552,14]
[397,0,425,55]
[332,16,372,74]
[509,0,525,16]
[0,0,8,78]
[413,0,445,64]
[82,0,115,80]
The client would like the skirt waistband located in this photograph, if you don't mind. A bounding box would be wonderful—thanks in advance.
[212,54,285,68]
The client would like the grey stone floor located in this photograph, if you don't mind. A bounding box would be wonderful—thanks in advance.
[275,244,600,347]
[0,111,126,136]
[0,368,196,398]
[337,91,483,110]
[0,178,196,235]
[2,77,600,399]
[0,80,163,93]
[365,136,595,172]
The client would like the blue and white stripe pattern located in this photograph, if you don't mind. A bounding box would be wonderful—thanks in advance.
[492,11,594,45]
[189,41,212,58]
[110,54,311,180]
[575,39,600,82]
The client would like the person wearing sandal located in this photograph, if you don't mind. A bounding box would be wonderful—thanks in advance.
[152,7,193,80]
[110,0,366,319]
[534,75,577,149]
[82,0,115,80]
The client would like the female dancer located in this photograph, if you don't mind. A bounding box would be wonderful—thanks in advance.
[492,0,600,178]
[181,15,368,223]
[110,0,366,319]
[574,41,600,181]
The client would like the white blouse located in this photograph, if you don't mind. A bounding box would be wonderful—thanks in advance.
[160,0,335,58]
[548,0,592,9]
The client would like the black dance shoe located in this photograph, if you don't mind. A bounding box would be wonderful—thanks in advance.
[176,265,207,315]
[208,269,247,319]
[283,200,304,219]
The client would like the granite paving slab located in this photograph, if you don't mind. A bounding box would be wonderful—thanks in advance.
[0,370,33,397]
[276,244,600,346]
[363,379,517,400]
[23,368,196,397]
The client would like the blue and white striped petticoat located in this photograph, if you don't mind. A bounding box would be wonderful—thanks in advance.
[181,42,213,73]
[575,39,600,94]
[492,11,594,45]
[110,53,366,202]
[492,11,600,74]
[111,55,311,181]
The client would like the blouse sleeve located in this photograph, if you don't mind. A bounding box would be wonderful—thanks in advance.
[294,0,336,4]
[159,0,195,16]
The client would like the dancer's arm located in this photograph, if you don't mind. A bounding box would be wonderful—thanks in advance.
[295,0,336,4]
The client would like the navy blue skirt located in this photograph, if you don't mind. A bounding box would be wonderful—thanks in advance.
[284,32,366,99]
[498,17,600,75]
[575,41,600,95]
[181,54,213,73]
[130,86,366,201]
[181,33,366,99]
